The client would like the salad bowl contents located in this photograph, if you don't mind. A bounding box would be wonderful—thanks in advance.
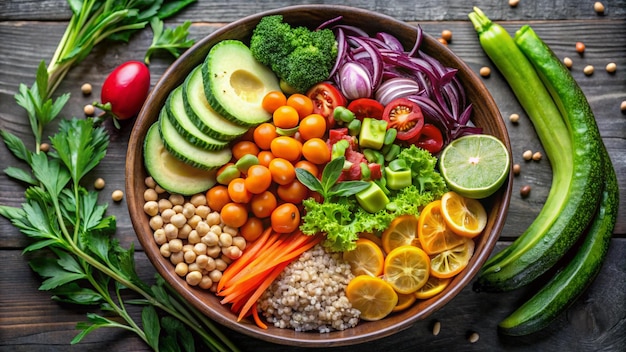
[126,5,512,347]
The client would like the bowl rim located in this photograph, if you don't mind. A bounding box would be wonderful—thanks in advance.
[126,4,512,347]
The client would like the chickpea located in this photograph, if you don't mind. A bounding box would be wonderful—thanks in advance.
[145,176,157,189]
[207,212,221,226]
[196,221,211,236]
[39,143,50,153]
[158,198,173,212]
[232,236,247,251]
[594,2,605,14]
[509,113,520,123]
[111,190,124,202]
[155,185,166,194]
[175,262,189,277]
[202,232,219,247]
[190,193,207,207]
[84,104,95,116]
[170,251,184,265]
[196,254,211,269]
[441,29,452,42]
[172,204,183,213]
[468,332,480,343]
[509,0,519,7]
[576,42,586,54]
[219,233,233,247]
[583,65,594,76]
[532,151,543,161]
[522,150,533,161]
[187,230,201,244]
[215,258,228,271]
[209,269,223,282]
[153,228,167,245]
[183,203,196,219]
[169,238,183,253]
[94,177,106,190]
[196,205,210,219]
[170,213,187,228]
[164,223,178,240]
[187,215,202,229]
[81,83,92,95]
[186,271,203,286]
[223,225,238,236]
[479,66,491,77]
[161,208,176,223]
[207,245,221,258]
[193,243,208,256]
[437,37,447,46]
[513,164,521,176]
[563,57,573,69]
[223,246,242,260]
[159,243,171,258]
[178,224,192,239]
[210,224,222,235]
[188,263,200,273]
[520,185,532,198]
[149,215,164,231]
[143,188,158,202]
[169,194,185,206]
[606,62,617,73]
[620,100,626,113]
[199,275,213,290]
[144,201,159,216]
[184,250,197,264]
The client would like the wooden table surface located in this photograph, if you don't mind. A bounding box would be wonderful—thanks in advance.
[1,1,625,351]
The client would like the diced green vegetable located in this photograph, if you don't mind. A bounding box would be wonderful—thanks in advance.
[359,118,388,150]
[385,167,412,190]
[355,182,390,213]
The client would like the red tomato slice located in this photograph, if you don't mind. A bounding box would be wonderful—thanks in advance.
[347,98,384,120]
[382,98,424,141]
[306,82,346,127]
[412,123,444,154]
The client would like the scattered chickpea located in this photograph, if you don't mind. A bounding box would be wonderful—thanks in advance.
[145,176,157,189]
[479,66,491,78]
[594,2,605,14]
[143,188,158,202]
[575,42,586,55]
[144,201,159,217]
[111,189,124,202]
[520,185,532,198]
[175,262,188,277]
[532,151,542,161]
[468,331,480,343]
[186,271,203,286]
[149,215,164,231]
[620,100,626,114]
[522,150,533,161]
[39,142,50,153]
[441,29,453,42]
[81,83,92,95]
[513,163,521,176]
[509,0,519,7]
[606,62,617,73]
[509,113,520,124]
[94,177,106,190]
[437,38,448,46]
[563,57,573,69]
[84,104,95,116]
[432,321,441,336]
[583,65,595,76]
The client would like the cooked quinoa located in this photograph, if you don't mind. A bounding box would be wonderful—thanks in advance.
[257,244,360,332]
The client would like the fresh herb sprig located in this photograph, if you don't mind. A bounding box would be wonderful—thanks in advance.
[0,116,237,351]
[296,156,370,200]
[145,18,195,65]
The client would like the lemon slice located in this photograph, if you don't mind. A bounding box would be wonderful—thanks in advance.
[414,276,451,300]
[392,292,417,312]
[440,191,488,238]
[417,200,467,255]
[343,238,385,277]
[381,215,420,254]
[383,245,430,294]
[346,275,398,321]
[439,134,510,199]
[429,238,475,279]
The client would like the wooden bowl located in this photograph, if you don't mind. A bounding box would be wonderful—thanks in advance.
[126,5,512,347]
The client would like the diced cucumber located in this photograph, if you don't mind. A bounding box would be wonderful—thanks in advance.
[158,108,232,170]
[165,86,229,151]
[182,66,248,140]
[143,123,217,195]
[203,40,280,126]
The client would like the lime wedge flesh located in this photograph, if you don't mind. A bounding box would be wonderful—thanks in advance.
[439,134,510,199]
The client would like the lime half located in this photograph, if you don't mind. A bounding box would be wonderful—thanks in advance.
[439,134,510,199]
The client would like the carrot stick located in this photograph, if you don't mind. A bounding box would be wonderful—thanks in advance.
[237,260,290,322]
[252,302,268,329]
[222,233,288,286]
[217,227,273,292]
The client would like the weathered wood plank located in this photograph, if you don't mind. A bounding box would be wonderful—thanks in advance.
[2,240,625,351]
[1,0,626,22]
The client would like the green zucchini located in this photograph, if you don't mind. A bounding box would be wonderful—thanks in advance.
[468,8,574,292]
[498,151,617,336]
[182,65,248,141]
[143,123,218,196]
[202,40,281,126]
[165,86,229,151]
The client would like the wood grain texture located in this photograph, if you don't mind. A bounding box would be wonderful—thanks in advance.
[1,0,625,350]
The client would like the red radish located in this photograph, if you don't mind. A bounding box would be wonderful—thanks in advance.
[101,61,150,120]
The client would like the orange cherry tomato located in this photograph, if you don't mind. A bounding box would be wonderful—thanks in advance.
[206,185,231,212]
[227,177,252,203]
[250,191,278,218]
[277,180,309,204]
[257,150,275,167]
[270,136,302,163]
[298,113,327,140]
[244,164,272,194]
[273,105,300,129]
[271,203,301,233]
[220,202,248,228]
[287,93,314,119]
[240,217,265,242]
[232,140,260,160]
[262,90,287,114]
[268,157,296,185]
[294,160,319,178]
[253,123,278,150]
[302,137,331,164]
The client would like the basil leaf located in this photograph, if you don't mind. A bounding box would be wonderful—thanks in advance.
[328,180,371,197]
[295,168,324,194]
[321,156,345,193]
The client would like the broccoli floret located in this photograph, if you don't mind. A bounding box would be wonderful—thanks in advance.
[249,15,337,93]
